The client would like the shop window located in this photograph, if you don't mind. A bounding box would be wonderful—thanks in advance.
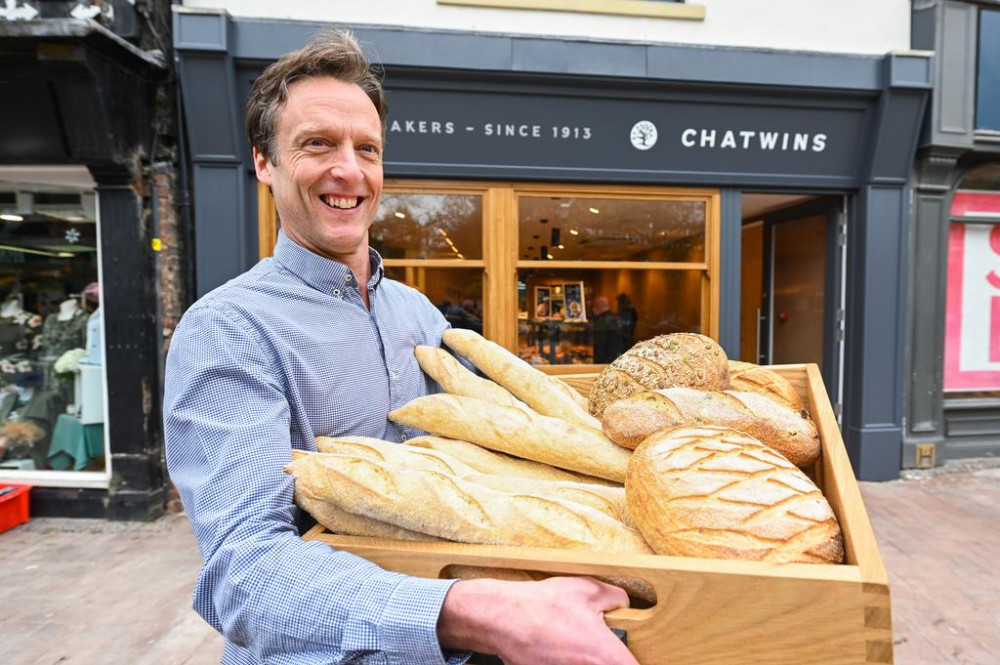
[944,163,1000,399]
[0,169,106,476]
[258,181,719,364]
[977,9,1000,132]
[515,188,716,366]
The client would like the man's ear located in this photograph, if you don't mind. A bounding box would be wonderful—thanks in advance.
[253,147,273,186]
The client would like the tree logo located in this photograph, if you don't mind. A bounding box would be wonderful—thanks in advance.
[630,120,658,151]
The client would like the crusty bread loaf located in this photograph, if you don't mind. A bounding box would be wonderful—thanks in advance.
[626,426,843,564]
[442,328,600,429]
[405,435,609,485]
[415,345,531,412]
[588,333,730,417]
[389,394,631,482]
[601,387,821,467]
[286,451,651,554]
[314,436,627,521]
[728,360,807,414]
[295,491,442,541]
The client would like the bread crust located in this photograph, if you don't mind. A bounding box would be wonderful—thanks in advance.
[588,333,730,417]
[728,360,807,414]
[625,426,843,564]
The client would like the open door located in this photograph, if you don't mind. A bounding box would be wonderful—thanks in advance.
[742,195,846,420]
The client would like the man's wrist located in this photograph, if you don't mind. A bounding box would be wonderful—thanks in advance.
[437,578,510,655]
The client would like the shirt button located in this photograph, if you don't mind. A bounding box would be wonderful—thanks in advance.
[345,274,353,284]
[332,288,342,297]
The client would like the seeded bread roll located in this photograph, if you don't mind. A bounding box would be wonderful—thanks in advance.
[286,451,651,553]
[415,345,531,412]
[442,328,600,429]
[626,426,843,564]
[728,360,807,414]
[601,387,821,467]
[588,333,730,418]
[389,393,631,482]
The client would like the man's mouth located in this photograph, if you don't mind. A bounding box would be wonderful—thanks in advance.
[319,195,363,210]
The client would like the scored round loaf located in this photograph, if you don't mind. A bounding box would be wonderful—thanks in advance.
[625,425,843,564]
[728,360,807,414]
[588,333,730,417]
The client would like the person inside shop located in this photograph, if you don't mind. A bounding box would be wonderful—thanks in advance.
[615,292,638,348]
[591,295,627,363]
[163,29,637,665]
[444,298,482,334]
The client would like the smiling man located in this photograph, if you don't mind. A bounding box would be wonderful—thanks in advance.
[164,29,637,665]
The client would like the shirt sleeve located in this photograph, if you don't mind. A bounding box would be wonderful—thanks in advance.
[163,301,468,665]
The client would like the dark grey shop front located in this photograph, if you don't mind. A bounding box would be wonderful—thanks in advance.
[174,9,930,480]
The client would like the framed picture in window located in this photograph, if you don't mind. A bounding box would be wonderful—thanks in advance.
[563,282,586,322]
[534,286,552,319]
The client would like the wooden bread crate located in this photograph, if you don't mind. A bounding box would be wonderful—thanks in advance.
[303,363,892,664]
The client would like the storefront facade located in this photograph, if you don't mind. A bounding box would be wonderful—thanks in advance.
[0,6,175,519]
[907,0,1000,467]
[174,7,930,480]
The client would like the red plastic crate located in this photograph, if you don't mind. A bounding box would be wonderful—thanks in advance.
[0,483,30,534]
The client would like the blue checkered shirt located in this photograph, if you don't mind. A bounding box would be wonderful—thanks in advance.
[164,232,469,665]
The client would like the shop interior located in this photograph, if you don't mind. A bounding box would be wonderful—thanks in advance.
[0,167,105,473]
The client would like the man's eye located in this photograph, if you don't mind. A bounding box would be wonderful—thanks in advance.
[360,144,380,154]
[308,139,326,148]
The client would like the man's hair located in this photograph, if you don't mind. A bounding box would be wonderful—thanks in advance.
[245,28,388,164]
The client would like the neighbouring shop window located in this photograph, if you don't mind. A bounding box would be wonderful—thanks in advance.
[977,8,1000,132]
[0,174,105,474]
[944,163,1000,399]
[515,192,715,365]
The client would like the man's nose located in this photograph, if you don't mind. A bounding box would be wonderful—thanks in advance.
[328,145,364,183]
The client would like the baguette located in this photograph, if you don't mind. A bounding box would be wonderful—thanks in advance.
[588,333,730,417]
[415,345,531,412]
[728,360,807,414]
[315,436,627,521]
[286,451,651,553]
[389,394,631,482]
[626,426,843,564]
[442,328,600,429]
[405,435,600,484]
[601,387,821,467]
[295,492,441,542]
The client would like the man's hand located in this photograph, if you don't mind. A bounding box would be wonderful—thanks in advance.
[437,576,638,665]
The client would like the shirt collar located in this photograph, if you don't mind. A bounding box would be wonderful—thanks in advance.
[271,232,385,296]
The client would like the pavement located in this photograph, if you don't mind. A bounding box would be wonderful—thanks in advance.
[2,459,999,665]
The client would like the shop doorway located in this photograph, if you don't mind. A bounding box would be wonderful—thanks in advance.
[741,194,846,417]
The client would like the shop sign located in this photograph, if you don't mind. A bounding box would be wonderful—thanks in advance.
[945,193,1000,391]
[383,87,866,183]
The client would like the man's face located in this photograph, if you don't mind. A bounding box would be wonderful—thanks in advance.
[254,76,384,263]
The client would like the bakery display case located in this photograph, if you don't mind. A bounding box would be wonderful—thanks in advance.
[304,363,892,664]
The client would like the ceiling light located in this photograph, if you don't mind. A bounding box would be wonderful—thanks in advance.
[394,212,406,219]
[569,229,579,236]
[589,207,600,214]
[546,253,554,260]
[436,228,447,236]
[57,252,74,258]
[456,253,464,259]
[0,214,23,222]
[557,244,565,250]
[445,238,455,246]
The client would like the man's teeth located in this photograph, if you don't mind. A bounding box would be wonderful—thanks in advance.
[321,195,359,209]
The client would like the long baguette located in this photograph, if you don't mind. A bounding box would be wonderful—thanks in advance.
[442,328,600,429]
[602,387,821,467]
[415,345,531,412]
[295,492,442,542]
[405,435,594,484]
[285,451,651,553]
[389,394,631,482]
[314,436,627,521]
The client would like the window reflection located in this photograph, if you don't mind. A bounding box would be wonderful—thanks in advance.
[372,193,483,260]
[385,267,484,335]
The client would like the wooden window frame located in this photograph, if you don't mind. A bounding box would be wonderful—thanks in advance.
[257,179,721,356]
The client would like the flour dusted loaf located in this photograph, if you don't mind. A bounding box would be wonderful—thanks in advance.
[588,333,730,418]
[602,387,821,467]
[389,393,631,482]
[626,425,843,564]
[728,360,807,413]
[405,435,593,484]
[442,328,600,429]
[286,450,651,554]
